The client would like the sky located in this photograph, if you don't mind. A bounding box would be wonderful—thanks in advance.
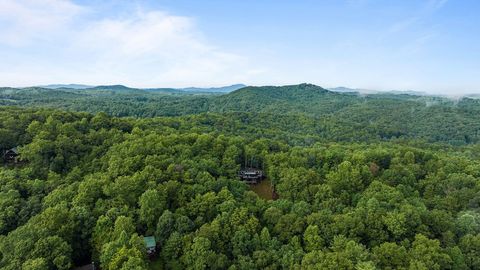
[0,0,479,94]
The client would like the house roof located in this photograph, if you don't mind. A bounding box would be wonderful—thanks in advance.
[6,147,18,154]
[143,236,156,248]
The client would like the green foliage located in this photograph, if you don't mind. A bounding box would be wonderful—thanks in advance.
[3,84,480,144]
[1,97,480,269]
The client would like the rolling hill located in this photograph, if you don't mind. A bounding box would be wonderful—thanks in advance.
[2,83,480,144]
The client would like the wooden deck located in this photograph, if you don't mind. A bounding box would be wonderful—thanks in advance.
[238,168,264,184]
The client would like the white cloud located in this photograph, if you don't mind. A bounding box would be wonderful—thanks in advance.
[70,10,250,86]
[0,0,84,46]
[0,1,261,87]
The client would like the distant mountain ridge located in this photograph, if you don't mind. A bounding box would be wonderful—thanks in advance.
[3,83,480,145]
[178,84,246,93]
[41,84,94,89]
[37,84,246,93]
[26,83,480,97]
[328,86,428,96]
[208,83,362,115]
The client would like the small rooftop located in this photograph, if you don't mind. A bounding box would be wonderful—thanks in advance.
[6,147,18,154]
[144,236,156,249]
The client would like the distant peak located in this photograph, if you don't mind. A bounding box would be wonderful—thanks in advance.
[38,84,93,89]
[298,83,318,87]
[93,85,131,89]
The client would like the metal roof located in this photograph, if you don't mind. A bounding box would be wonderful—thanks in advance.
[143,236,156,248]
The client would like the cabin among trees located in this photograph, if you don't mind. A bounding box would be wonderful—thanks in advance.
[238,168,264,184]
[143,236,156,257]
[240,149,265,184]
[2,147,19,163]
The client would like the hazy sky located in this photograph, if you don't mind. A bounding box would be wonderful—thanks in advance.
[1,0,479,94]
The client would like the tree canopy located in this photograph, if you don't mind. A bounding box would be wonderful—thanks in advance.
[1,85,480,269]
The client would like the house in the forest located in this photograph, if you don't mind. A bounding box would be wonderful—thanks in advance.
[3,147,19,163]
[238,168,264,184]
[143,236,156,256]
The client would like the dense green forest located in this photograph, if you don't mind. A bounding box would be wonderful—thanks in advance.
[1,85,480,269]
[2,84,480,145]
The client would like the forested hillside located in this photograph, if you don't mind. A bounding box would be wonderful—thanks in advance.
[1,103,480,269]
[2,84,480,144]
